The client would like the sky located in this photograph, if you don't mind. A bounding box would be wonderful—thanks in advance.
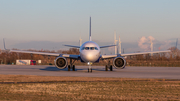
[0,0,180,54]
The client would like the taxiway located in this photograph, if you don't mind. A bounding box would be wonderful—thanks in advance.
[0,65,180,79]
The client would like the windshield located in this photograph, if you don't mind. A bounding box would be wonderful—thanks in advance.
[81,47,98,50]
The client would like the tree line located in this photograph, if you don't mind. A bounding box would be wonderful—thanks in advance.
[0,47,180,66]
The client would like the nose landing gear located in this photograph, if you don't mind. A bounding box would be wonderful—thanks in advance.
[88,67,92,72]
[87,62,92,73]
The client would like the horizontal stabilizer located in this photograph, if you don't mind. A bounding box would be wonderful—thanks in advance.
[100,45,116,48]
[64,45,80,48]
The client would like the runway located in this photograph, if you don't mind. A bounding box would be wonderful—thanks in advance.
[0,65,180,79]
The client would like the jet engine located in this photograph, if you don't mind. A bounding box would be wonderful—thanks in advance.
[54,56,68,69]
[113,56,126,69]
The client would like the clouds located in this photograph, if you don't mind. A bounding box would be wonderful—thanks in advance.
[138,36,178,51]
[138,36,155,51]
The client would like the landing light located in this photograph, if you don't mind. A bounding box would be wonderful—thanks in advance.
[87,62,92,65]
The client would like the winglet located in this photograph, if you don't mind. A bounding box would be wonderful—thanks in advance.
[3,38,7,50]
[175,38,178,50]
[3,38,10,51]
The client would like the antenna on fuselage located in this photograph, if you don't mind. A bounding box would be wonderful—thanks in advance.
[89,17,92,41]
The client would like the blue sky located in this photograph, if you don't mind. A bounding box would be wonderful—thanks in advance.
[0,0,180,53]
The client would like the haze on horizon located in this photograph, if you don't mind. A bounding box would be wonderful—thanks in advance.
[0,0,180,53]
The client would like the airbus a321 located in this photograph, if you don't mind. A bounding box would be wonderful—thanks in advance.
[4,17,171,72]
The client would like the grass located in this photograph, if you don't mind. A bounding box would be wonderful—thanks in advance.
[0,75,180,100]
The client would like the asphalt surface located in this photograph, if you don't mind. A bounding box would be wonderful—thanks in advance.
[0,65,180,79]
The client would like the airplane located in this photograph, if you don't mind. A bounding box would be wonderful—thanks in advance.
[4,17,171,72]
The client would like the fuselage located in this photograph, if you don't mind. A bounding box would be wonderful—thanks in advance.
[80,41,100,63]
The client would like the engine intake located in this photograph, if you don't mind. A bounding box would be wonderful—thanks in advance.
[113,56,126,69]
[54,56,68,69]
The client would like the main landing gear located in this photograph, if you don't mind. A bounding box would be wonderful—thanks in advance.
[105,65,113,71]
[68,59,76,71]
[105,60,113,71]
[68,65,75,71]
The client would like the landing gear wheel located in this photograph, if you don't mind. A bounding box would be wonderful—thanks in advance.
[110,65,113,71]
[72,65,75,71]
[105,65,108,71]
[88,68,92,73]
[68,65,70,71]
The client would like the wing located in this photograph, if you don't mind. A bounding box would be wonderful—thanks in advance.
[101,54,117,59]
[121,50,171,56]
[9,50,79,59]
[101,50,171,59]
[100,45,116,48]
[64,45,80,48]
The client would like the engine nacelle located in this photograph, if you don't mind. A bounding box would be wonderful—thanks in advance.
[54,56,68,69]
[113,56,126,69]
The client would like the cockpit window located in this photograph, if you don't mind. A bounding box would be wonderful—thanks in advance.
[85,47,89,50]
[81,47,98,50]
[90,47,95,50]
[81,47,85,50]
[95,47,98,50]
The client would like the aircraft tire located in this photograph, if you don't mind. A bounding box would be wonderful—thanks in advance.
[110,65,113,71]
[105,65,108,71]
[72,65,75,71]
[68,65,70,71]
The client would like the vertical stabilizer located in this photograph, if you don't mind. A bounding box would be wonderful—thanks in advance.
[89,17,92,41]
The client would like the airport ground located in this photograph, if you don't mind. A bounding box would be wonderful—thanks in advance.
[0,65,180,100]
[0,65,180,79]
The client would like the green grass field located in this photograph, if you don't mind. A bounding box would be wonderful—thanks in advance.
[0,75,180,101]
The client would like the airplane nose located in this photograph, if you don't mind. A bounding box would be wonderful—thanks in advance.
[82,52,99,62]
[86,53,94,61]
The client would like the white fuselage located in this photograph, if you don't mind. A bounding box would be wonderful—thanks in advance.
[80,41,100,63]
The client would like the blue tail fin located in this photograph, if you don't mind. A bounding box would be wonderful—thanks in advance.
[89,17,92,41]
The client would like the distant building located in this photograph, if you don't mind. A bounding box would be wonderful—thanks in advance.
[16,60,36,65]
